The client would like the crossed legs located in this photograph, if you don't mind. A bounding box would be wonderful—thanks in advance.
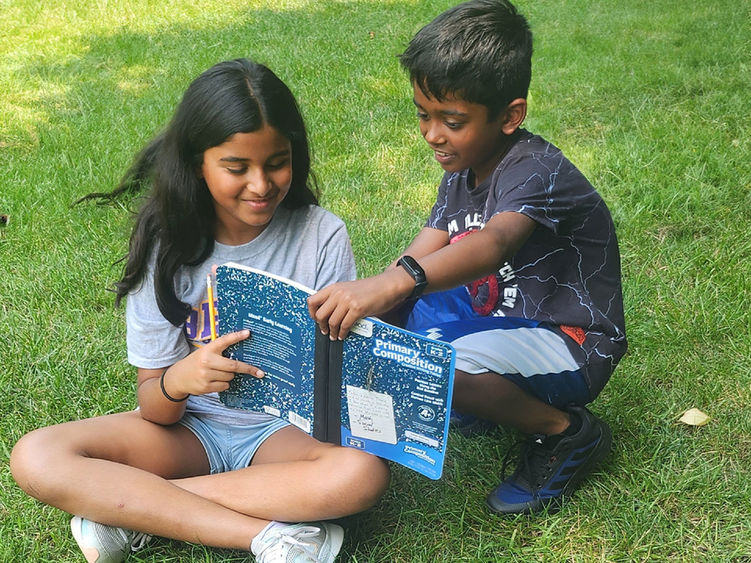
[10,410,390,551]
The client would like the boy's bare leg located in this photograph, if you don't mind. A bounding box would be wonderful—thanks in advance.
[452,369,571,435]
[451,369,611,515]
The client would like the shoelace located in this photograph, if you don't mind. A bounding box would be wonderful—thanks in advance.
[105,523,151,554]
[501,434,557,490]
[257,526,321,563]
[129,532,152,552]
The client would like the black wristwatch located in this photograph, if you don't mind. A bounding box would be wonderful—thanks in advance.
[397,255,428,300]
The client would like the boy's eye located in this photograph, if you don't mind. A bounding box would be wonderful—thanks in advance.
[416,111,428,120]
[445,121,462,130]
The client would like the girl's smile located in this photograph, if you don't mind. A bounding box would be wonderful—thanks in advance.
[201,125,293,245]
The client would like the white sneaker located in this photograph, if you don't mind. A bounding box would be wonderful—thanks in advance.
[70,516,152,563]
[251,521,344,563]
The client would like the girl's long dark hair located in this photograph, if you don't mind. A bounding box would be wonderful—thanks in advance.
[85,59,318,326]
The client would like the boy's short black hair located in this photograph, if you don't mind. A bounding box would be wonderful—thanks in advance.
[399,0,532,119]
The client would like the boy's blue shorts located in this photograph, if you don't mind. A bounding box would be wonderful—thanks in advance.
[404,287,592,408]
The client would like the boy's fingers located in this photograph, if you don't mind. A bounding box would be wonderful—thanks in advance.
[325,306,349,341]
[332,310,361,341]
[338,311,362,340]
[307,290,330,329]
[310,295,336,336]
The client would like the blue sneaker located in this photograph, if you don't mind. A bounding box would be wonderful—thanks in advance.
[486,406,611,515]
[449,409,498,437]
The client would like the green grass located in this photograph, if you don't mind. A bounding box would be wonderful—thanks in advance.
[2,0,750,561]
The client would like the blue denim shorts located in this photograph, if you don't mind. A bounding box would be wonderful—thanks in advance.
[178,413,289,474]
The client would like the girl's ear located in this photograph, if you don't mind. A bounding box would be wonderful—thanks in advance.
[501,98,527,135]
[195,151,206,179]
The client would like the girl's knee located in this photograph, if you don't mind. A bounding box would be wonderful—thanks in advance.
[10,428,62,498]
[10,423,93,502]
[328,448,390,510]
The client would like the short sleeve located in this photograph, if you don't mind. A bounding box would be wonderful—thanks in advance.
[125,266,190,369]
[487,143,596,236]
[425,173,454,231]
[315,221,356,288]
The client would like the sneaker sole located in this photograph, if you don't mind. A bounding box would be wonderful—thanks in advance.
[70,516,105,563]
[321,523,345,563]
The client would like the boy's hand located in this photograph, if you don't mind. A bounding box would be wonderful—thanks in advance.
[308,271,415,340]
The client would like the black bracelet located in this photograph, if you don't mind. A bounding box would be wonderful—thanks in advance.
[159,368,189,402]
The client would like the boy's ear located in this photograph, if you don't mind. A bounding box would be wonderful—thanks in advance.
[501,98,527,135]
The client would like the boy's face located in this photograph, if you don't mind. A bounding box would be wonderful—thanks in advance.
[412,83,510,185]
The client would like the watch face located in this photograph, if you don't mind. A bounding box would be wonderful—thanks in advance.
[399,256,427,299]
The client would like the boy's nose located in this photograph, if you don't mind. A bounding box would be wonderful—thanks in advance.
[422,122,444,146]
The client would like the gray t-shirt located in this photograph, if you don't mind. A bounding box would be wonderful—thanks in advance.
[126,204,356,424]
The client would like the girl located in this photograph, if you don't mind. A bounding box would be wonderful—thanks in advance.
[10,58,390,563]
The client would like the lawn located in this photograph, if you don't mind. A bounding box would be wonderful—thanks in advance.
[1,0,750,561]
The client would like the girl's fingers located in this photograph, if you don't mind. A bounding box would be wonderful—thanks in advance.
[217,357,265,379]
[207,329,251,351]
[200,330,265,379]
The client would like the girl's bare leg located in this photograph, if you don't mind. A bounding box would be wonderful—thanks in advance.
[11,412,389,550]
[172,425,391,522]
[10,411,267,550]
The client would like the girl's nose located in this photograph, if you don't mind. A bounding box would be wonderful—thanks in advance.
[245,168,272,196]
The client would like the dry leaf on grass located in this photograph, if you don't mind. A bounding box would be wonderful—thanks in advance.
[679,408,710,426]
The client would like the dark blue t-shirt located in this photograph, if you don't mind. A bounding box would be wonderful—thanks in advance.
[426,129,626,394]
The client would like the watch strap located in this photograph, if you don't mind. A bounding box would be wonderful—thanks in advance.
[397,255,428,300]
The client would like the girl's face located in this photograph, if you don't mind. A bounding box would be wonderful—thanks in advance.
[201,125,293,245]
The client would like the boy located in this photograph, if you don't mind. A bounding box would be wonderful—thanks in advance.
[308,0,626,515]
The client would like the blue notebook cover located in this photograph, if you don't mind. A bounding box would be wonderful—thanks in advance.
[216,262,456,480]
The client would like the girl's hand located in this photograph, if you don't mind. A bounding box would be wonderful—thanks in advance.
[307,270,414,341]
[162,329,263,397]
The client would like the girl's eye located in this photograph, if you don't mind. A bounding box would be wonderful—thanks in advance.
[227,167,247,175]
[266,159,289,171]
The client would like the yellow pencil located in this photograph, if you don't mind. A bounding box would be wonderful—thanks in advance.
[207,273,217,341]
